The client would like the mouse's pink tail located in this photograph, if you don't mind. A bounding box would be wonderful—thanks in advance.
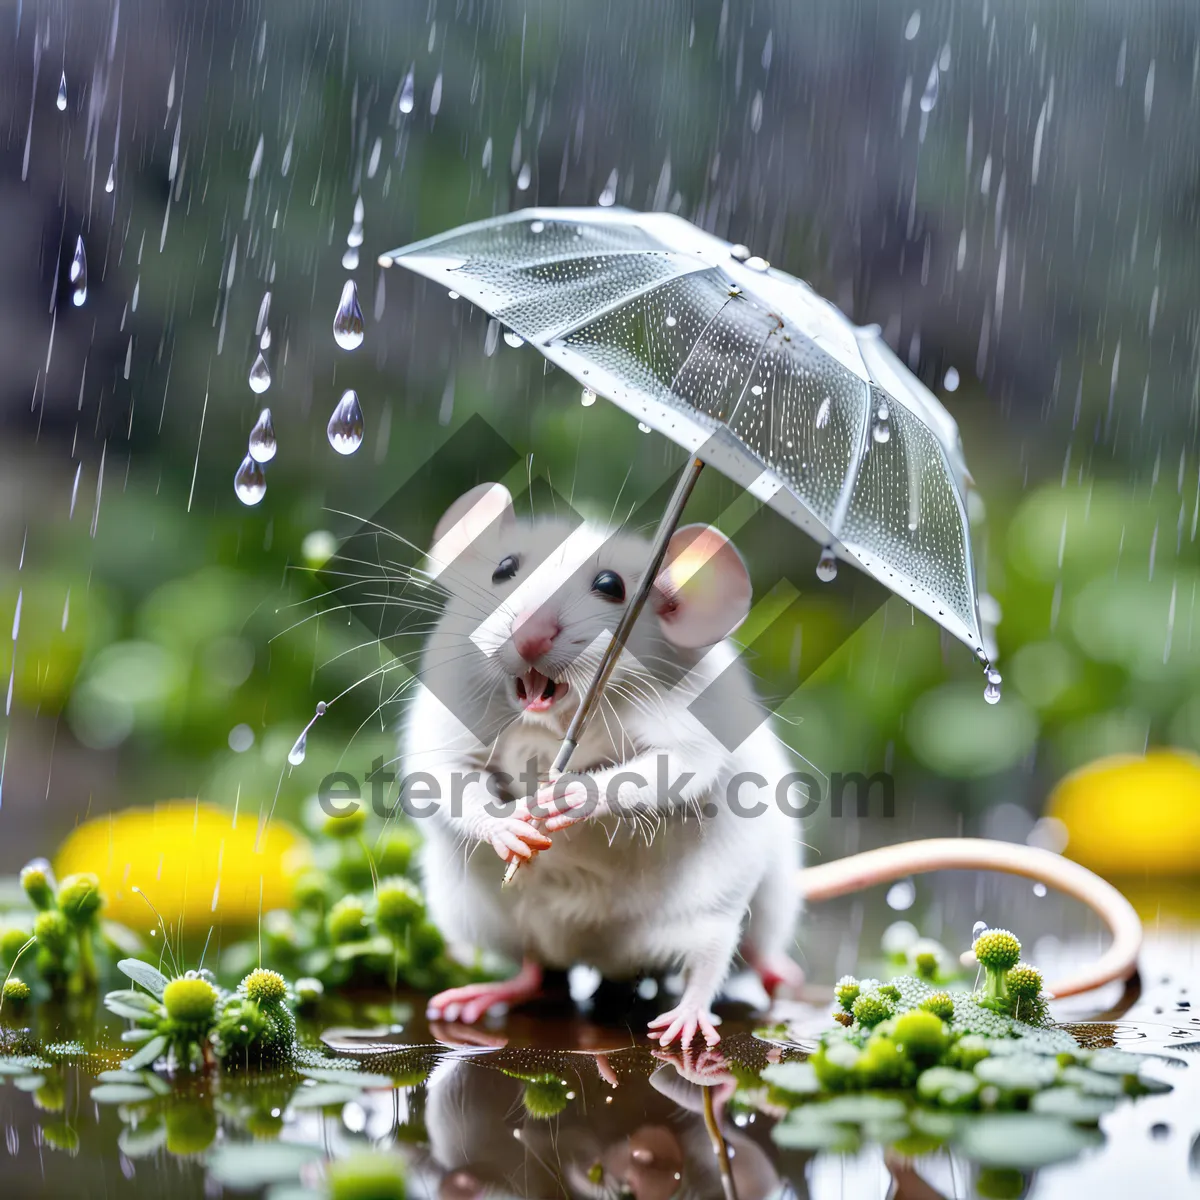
[796,838,1142,999]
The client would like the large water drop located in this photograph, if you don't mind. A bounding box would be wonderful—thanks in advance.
[484,318,500,356]
[984,667,1002,704]
[327,390,364,455]
[872,402,891,444]
[69,236,87,306]
[398,67,415,114]
[234,455,267,506]
[581,388,597,407]
[816,547,838,582]
[248,409,276,463]
[287,731,308,766]
[332,281,365,350]
[503,329,524,348]
[248,353,271,394]
[56,73,67,111]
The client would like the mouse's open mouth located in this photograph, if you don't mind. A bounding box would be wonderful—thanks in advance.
[515,669,568,713]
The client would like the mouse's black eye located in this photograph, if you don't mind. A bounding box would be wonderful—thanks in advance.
[591,570,626,602]
[491,555,520,584]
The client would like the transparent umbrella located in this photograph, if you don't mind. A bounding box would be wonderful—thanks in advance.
[382,207,996,867]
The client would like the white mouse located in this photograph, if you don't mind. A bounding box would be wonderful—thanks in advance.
[402,481,804,1047]
[400,483,1144,1047]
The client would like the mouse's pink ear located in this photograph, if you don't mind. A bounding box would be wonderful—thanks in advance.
[426,483,515,578]
[652,524,751,648]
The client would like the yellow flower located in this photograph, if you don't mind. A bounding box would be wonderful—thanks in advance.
[55,802,310,929]
[1046,749,1200,875]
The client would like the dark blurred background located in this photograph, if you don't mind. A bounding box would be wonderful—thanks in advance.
[0,0,1197,902]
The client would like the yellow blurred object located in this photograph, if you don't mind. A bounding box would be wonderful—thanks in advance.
[1047,749,1200,875]
[55,802,311,929]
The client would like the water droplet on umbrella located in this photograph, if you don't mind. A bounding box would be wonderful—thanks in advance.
[327,390,364,455]
[503,330,524,348]
[484,318,500,356]
[816,547,838,582]
[332,281,364,350]
[943,366,960,391]
[530,220,545,233]
[105,164,115,193]
[637,422,651,433]
[56,73,67,111]
[342,247,359,270]
[447,289,459,300]
[581,389,597,407]
[665,314,677,327]
[920,64,939,112]
[248,409,276,463]
[745,256,770,271]
[816,396,831,428]
[398,67,415,114]
[288,730,308,766]
[234,455,266,506]
[972,920,989,940]
[872,402,891,443]
[729,244,751,261]
[248,353,271,394]
[984,667,1002,704]
[69,236,87,306]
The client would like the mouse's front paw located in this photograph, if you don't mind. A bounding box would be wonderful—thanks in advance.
[647,1002,722,1048]
[521,779,596,832]
[485,815,552,864]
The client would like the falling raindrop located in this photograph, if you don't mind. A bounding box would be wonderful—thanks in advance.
[581,388,597,407]
[886,880,916,910]
[327,390,364,455]
[105,163,115,193]
[904,11,921,39]
[872,402,891,443]
[503,330,524,348]
[972,920,989,940]
[484,318,500,356]
[56,73,67,111]
[346,223,364,249]
[248,409,276,463]
[816,547,838,582]
[943,366,960,391]
[332,280,365,350]
[816,396,832,428]
[398,67,415,114]
[248,353,271,394]
[69,236,87,306]
[234,455,267,506]
[598,169,619,206]
[341,247,360,270]
[1032,882,1047,897]
[256,291,271,336]
[920,64,939,112]
[260,328,272,351]
[516,162,532,190]
[983,667,1002,704]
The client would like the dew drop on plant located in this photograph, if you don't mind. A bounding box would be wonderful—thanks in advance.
[56,72,67,111]
[327,389,364,455]
[816,547,838,582]
[503,329,524,348]
[581,388,596,407]
[248,353,271,394]
[234,455,266,506]
[398,66,415,114]
[287,730,307,766]
[69,236,87,306]
[984,666,1002,704]
[332,280,365,350]
[248,409,276,463]
[972,920,989,940]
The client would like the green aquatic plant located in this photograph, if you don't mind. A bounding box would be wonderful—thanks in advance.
[750,925,1171,1173]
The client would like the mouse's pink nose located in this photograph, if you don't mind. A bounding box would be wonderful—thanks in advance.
[512,608,560,663]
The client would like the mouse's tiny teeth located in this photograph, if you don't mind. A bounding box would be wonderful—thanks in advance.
[540,676,556,701]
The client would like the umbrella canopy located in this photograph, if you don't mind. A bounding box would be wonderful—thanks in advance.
[382,206,989,670]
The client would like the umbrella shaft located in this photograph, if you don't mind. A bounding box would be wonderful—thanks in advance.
[552,455,706,776]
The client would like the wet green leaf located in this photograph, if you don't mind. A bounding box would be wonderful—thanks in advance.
[956,1113,1101,1168]
[122,1034,168,1071]
[207,1142,324,1189]
[92,1082,157,1104]
[117,959,168,999]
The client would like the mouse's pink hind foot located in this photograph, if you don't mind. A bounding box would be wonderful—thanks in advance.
[745,949,805,998]
[647,1002,722,1048]
[426,959,543,1024]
